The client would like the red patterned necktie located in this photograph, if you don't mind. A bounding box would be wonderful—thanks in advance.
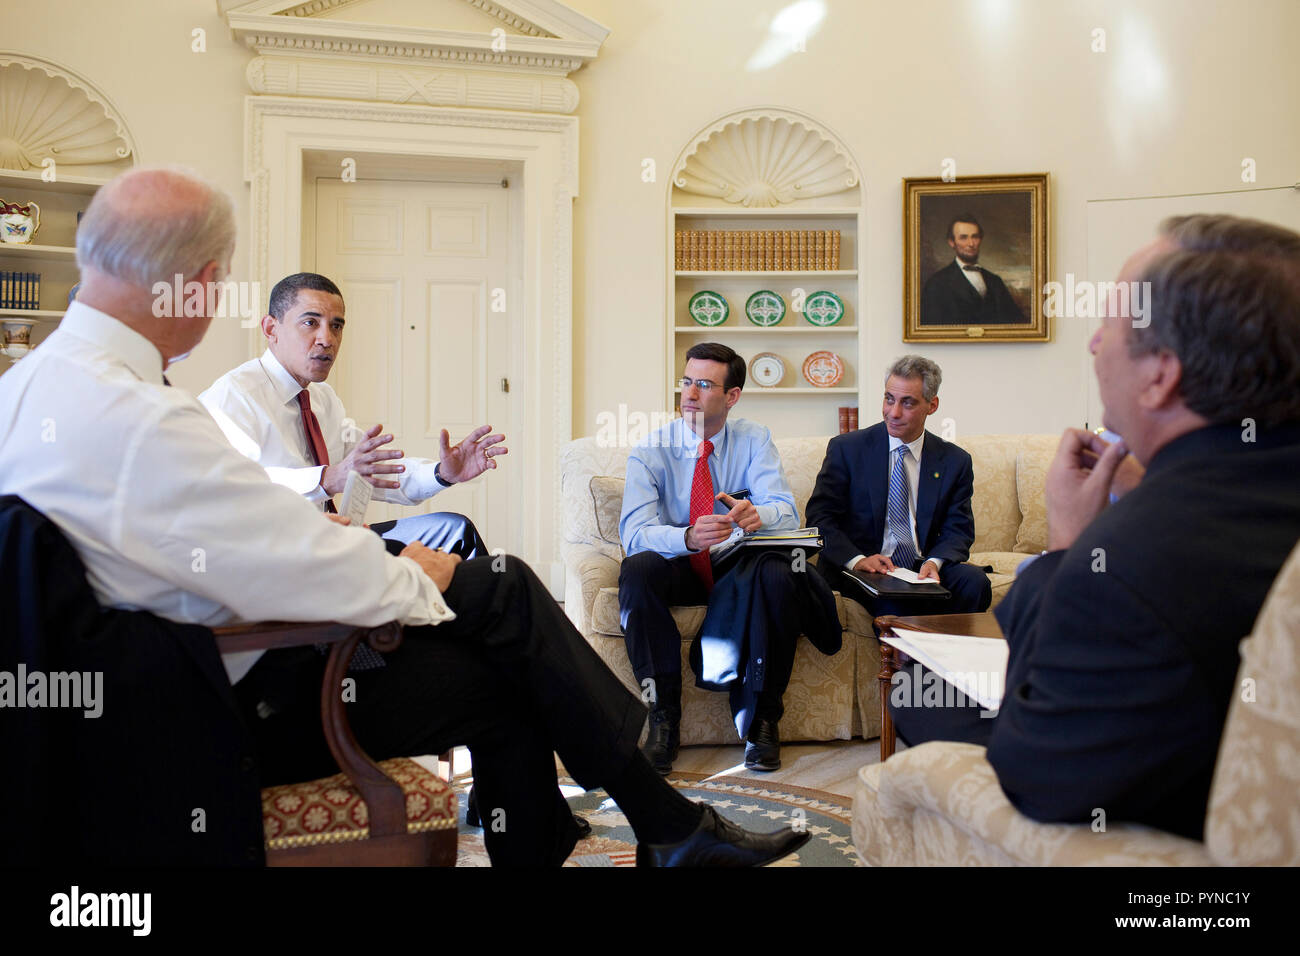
[298,390,336,513]
[689,438,716,589]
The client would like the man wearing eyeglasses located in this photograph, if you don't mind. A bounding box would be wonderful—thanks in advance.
[618,342,832,773]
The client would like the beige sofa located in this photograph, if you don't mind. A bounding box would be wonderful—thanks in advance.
[851,541,1300,866]
[559,432,1059,746]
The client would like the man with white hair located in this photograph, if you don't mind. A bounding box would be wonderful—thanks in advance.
[0,167,807,867]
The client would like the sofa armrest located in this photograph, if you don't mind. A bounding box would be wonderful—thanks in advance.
[563,546,620,636]
[853,742,1210,866]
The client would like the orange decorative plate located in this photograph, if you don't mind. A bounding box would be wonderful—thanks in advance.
[802,350,844,387]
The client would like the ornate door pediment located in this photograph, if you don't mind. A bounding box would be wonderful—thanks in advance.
[224,0,608,111]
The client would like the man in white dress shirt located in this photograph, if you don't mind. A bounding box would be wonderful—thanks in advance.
[199,272,497,559]
[0,167,805,867]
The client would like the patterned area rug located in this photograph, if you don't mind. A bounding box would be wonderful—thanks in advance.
[453,772,861,867]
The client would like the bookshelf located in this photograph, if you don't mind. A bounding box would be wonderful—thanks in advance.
[0,169,107,367]
[666,110,865,438]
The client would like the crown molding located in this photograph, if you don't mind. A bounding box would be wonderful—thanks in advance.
[246,55,579,112]
[224,0,608,76]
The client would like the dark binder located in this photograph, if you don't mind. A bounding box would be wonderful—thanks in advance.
[841,569,950,600]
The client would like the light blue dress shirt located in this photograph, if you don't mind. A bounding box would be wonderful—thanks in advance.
[619,416,798,559]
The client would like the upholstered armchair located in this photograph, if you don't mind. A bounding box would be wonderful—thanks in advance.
[852,540,1300,866]
[1,494,455,867]
[214,621,457,866]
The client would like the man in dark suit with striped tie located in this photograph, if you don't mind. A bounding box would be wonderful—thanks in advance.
[805,354,992,619]
[805,354,991,748]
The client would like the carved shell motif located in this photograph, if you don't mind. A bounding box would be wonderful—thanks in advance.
[0,56,134,171]
[674,115,858,207]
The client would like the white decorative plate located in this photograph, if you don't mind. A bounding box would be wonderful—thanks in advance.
[749,351,785,387]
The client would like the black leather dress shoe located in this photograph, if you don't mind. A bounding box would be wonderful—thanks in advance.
[636,805,809,867]
[464,785,591,838]
[641,713,680,775]
[744,717,781,771]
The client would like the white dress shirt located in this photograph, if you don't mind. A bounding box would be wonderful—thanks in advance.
[846,432,944,571]
[198,349,447,509]
[957,257,988,297]
[0,303,454,684]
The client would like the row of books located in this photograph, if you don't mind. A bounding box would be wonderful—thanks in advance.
[837,406,860,434]
[0,271,41,310]
[676,230,841,271]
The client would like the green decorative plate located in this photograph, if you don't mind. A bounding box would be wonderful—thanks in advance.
[745,290,786,327]
[688,290,729,326]
[804,290,845,326]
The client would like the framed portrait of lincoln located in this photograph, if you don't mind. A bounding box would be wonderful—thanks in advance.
[903,173,1049,342]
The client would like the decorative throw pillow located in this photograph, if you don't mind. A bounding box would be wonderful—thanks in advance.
[589,475,627,557]
[1013,438,1057,554]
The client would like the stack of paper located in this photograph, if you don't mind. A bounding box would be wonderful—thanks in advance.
[887,567,925,585]
[708,526,822,561]
[881,627,1009,711]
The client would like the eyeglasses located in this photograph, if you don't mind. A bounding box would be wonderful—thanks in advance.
[679,377,723,393]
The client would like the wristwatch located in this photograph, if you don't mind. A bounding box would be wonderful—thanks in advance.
[434,463,455,487]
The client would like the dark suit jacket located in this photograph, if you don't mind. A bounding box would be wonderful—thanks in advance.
[921,260,1026,326]
[0,495,265,866]
[690,548,842,738]
[805,422,977,584]
[988,423,1300,840]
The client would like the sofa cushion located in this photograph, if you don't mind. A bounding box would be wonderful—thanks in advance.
[1012,435,1058,554]
[589,475,626,557]
[776,435,833,519]
[852,743,1211,866]
[970,551,1031,578]
[962,435,1024,553]
[591,585,708,638]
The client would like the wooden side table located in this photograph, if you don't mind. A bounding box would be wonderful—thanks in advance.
[873,611,1005,762]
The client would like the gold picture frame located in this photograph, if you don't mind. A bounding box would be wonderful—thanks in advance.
[903,173,1049,343]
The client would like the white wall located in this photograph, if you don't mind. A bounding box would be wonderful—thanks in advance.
[4,0,1298,435]
[566,0,1300,439]
[0,0,253,394]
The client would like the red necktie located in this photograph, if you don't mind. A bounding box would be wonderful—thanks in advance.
[298,390,336,513]
[689,439,715,589]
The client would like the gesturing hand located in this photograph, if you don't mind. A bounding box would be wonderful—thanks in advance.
[439,424,508,484]
[716,492,762,532]
[1046,427,1129,551]
[400,541,462,592]
[322,423,404,494]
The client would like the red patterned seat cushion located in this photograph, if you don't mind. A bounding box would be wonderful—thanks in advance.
[262,757,457,851]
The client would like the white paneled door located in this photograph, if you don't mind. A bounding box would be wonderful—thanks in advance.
[315,178,514,552]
